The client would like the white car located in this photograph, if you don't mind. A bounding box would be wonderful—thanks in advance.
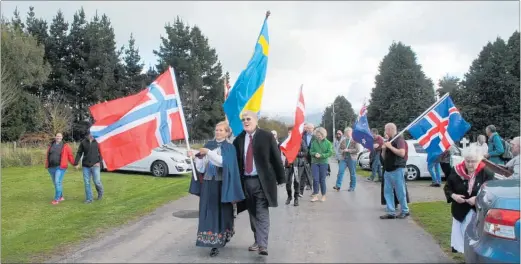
[103,143,193,177]
[358,139,464,181]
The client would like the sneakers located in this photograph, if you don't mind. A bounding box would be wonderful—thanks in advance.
[285,197,292,205]
[51,200,59,205]
[310,195,319,202]
[59,196,65,201]
[248,243,259,251]
[294,198,299,206]
[333,186,340,191]
[320,195,326,202]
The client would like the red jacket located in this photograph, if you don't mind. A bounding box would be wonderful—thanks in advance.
[45,142,75,169]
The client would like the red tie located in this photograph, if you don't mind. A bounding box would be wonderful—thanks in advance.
[245,134,254,174]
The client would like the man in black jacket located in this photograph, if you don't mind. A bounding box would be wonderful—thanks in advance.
[75,132,104,203]
[233,110,285,256]
[282,126,308,206]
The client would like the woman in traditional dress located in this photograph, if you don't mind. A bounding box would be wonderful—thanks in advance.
[443,145,495,253]
[188,121,245,257]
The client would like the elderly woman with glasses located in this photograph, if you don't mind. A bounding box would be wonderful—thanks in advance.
[309,127,333,202]
[443,145,495,253]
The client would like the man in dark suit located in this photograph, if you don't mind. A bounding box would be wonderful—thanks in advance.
[233,110,285,256]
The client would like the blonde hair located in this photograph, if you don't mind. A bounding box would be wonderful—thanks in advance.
[344,127,352,133]
[216,121,231,134]
[314,127,327,138]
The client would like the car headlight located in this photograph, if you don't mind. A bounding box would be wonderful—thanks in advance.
[171,157,182,163]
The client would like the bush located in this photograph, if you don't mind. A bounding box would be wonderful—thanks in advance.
[1,142,78,168]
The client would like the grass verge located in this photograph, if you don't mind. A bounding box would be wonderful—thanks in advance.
[409,201,464,263]
[1,166,190,263]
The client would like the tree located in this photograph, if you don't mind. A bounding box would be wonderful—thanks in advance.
[437,74,461,97]
[25,6,48,46]
[458,33,520,139]
[0,21,50,141]
[123,33,146,94]
[43,95,74,136]
[44,9,70,100]
[258,117,289,140]
[154,18,225,139]
[367,41,436,133]
[320,95,356,141]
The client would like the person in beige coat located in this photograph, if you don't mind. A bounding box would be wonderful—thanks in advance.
[333,127,361,192]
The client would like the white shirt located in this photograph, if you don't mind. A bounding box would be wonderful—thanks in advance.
[244,131,258,176]
[506,155,520,179]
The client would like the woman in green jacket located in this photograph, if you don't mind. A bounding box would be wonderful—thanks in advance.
[309,127,334,202]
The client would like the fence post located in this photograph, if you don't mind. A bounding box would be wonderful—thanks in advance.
[13,142,16,150]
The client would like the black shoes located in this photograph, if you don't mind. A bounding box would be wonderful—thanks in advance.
[294,198,299,206]
[379,213,410,219]
[210,248,219,257]
[258,247,268,256]
[285,197,291,205]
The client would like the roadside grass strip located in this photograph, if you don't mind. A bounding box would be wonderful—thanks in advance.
[1,166,190,263]
[410,201,465,263]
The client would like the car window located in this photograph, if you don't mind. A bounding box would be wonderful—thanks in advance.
[413,143,427,153]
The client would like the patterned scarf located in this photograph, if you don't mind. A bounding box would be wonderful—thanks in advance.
[455,160,486,195]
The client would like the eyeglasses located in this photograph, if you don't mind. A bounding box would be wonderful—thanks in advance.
[241,117,252,122]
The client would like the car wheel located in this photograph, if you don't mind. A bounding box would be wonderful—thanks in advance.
[151,161,168,177]
[405,165,420,181]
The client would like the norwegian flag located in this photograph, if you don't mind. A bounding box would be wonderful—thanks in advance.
[280,85,305,164]
[89,67,190,172]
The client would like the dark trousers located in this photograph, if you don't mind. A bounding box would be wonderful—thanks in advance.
[244,176,270,248]
[285,166,301,199]
[299,163,312,194]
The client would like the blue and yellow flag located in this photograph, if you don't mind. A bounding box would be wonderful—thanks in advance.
[223,12,270,136]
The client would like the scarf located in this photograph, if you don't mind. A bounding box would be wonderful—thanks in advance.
[455,160,486,195]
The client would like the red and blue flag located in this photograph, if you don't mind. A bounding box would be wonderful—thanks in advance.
[407,95,470,163]
[89,67,188,171]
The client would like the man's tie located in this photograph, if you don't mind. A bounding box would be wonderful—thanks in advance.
[245,134,254,174]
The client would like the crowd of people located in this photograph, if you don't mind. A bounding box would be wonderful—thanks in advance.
[43,113,520,258]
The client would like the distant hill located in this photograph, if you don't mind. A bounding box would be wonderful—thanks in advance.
[267,111,323,126]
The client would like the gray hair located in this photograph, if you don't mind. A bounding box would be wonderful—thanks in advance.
[462,145,485,161]
[486,125,497,133]
[241,110,258,121]
[511,136,520,145]
[477,135,486,142]
[344,127,352,133]
[314,127,327,138]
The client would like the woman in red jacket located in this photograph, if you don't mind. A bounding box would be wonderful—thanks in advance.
[45,133,75,205]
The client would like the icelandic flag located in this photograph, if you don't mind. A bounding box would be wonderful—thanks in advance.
[89,67,189,171]
[280,85,305,164]
[352,103,374,151]
[407,95,470,164]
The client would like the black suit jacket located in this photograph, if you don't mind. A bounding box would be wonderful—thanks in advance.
[233,128,285,208]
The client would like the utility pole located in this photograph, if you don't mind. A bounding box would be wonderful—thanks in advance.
[332,102,336,136]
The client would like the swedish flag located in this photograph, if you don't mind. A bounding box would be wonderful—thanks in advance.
[223,12,270,136]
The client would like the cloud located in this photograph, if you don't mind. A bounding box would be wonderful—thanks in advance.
[2,1,518,118]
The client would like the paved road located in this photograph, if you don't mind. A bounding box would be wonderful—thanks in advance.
[51,162,453,263]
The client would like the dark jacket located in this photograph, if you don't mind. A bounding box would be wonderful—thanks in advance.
[45,141,75,169]
[233,128,285,209]
[443,163,495,222]
[74,138,102,167]
[283,136,308,167]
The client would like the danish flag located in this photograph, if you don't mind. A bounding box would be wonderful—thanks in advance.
[280,85,305,164]
[407,94,470,163]
[89,67,189,171]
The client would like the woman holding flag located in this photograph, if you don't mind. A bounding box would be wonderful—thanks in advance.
[188,121,245,257]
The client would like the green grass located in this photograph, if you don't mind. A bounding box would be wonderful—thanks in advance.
[1,166,191,263]
[410,201,465,263]
[357,168,371,177]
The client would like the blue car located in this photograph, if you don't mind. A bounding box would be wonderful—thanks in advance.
[464,178,520,263]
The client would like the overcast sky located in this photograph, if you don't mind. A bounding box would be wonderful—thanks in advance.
[2,1,519,116]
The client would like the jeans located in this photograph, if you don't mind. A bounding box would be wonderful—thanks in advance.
[335,157,356,189]
[383,168,409,215]
[312,163,328,195]
[428,162,442,184]
[83,166,104,201]
[369,157,382,180]
[48,167,66,201]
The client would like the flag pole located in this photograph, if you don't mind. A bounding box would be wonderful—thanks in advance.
[223,78,229,122]
[389,92,450,143]
[169,66,198,181]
